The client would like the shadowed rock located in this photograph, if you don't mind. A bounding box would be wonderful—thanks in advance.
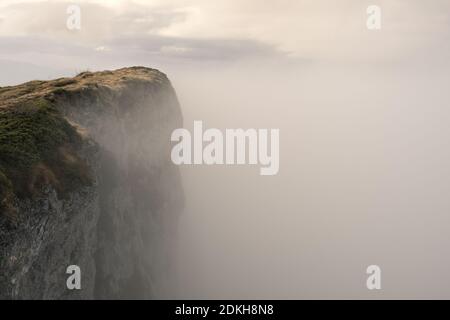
[0,67,184,299]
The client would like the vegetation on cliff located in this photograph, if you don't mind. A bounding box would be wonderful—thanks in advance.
[0,96,91,218]
[0,67,169,218]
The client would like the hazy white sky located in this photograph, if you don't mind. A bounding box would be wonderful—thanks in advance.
[0,0,449,79]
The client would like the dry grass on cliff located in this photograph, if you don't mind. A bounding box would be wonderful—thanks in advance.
[0,66,165,218]
[0,66,165,109]
[0,97,92,218]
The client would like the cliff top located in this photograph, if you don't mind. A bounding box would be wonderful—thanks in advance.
[0,66,165,109]
[0,66,166,220]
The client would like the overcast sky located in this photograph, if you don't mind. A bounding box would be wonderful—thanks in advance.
[0,0,449,85]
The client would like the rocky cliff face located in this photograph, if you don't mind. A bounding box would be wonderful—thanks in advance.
[0,67,183,299]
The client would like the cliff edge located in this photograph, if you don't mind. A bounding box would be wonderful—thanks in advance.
[0,67,184,299]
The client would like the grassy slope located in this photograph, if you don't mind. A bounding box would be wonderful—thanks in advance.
[0,98,92,217]
[0,67,164,218]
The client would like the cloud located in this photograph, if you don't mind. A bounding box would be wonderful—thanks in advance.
[0,1,287,62]
[0,36,91,55]
[0,1,188,43]
[0,0,449,64]
[105,35,286,61]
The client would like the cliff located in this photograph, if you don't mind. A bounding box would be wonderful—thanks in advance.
[0,67,184,299]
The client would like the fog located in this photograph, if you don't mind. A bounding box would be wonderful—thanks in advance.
[162,56,450,299]
[3,41,450,300]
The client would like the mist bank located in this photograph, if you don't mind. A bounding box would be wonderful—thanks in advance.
[169,57,450,299]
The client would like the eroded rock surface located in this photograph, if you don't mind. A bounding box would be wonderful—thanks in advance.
[0,67,183,299]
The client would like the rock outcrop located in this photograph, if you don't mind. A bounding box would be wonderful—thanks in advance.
[0,67,183,299]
